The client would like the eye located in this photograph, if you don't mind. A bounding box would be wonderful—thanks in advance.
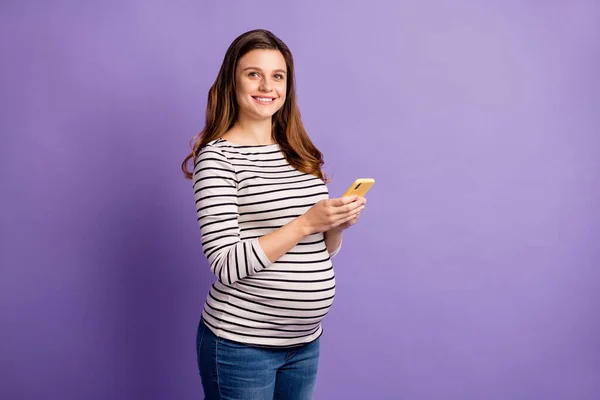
[248,72,260,78]
[274,74,285,80]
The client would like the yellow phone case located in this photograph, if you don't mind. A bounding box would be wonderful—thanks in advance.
[342,178,375,197]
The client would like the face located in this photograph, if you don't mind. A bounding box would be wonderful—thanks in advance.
[234,49,287,121]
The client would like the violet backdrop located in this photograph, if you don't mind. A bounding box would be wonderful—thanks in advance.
[1,1,599,399]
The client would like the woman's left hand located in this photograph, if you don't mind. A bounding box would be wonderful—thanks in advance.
[330,197,366,233]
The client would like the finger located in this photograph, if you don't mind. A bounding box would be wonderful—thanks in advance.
[332,213,351,226]
[342,213,360,228]
[350,204,365,216]
[334,211,357,226]
[333,200,365,216]
[329,196,359,207]
[333,206,362,222]
[347,211,362,226]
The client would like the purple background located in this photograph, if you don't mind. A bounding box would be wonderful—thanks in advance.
[2,1,599,399]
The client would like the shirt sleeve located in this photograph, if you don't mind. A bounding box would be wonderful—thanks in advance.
[193,145,273,285]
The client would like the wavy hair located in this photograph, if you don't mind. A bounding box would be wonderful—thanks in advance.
[181,29,328,182]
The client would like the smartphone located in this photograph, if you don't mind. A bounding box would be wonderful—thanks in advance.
[342,178,375,198]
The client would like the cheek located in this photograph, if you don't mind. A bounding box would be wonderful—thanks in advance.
[237,80,256,97]
[277,83,287,98]
[237,85,248,98]
[235,89,246,106]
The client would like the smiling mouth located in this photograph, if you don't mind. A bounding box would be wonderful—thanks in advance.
[252,96,276,103]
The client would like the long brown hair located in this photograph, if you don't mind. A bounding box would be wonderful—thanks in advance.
[181,29,328,182]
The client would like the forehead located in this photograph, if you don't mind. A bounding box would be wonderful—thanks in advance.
[237,49,286,71]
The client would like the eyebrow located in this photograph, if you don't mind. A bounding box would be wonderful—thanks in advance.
[242,66,286,74]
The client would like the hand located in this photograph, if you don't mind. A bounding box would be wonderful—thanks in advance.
[329,196,366,234]
[300,196,366,235]
[331,209,361,233]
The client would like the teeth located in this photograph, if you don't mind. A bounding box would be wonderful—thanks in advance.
[255,97,273,102]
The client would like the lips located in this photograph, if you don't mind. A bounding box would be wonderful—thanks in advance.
[252,96,276,104]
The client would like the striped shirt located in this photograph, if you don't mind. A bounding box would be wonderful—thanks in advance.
[193,138,341,347]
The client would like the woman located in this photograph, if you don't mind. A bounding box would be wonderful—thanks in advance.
[181,29,366,400]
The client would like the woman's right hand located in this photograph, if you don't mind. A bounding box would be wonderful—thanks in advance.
[299,196,366,235]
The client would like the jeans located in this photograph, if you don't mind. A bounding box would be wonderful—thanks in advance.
[196,319,320,400]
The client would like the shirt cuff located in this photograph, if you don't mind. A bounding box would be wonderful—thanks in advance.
[251,237,273,272]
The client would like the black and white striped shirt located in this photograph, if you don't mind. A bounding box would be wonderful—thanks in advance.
[193,138,341,347]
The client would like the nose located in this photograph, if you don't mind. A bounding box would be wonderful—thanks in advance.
[259,77,273,92]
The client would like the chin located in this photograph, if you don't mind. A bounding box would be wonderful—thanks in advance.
[258,112,277,120]
[255,108,281,120]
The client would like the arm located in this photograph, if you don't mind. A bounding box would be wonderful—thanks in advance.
[324,229,343,258]
[193,147,310,285]
[323,195,367,258]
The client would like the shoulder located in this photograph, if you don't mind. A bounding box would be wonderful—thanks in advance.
[196,140,232,164]
[193,140,236,176]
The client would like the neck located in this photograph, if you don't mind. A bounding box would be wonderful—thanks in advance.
[230,114,274,145]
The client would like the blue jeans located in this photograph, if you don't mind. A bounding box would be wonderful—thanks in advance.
[196,319,320,400]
